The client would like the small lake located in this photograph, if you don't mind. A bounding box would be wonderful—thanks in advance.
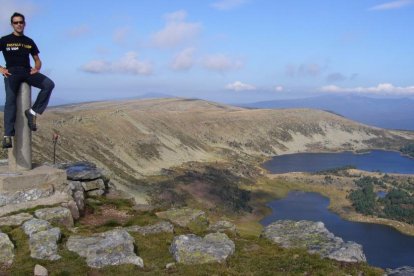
[262,150,414,174]
[261,191,414,269]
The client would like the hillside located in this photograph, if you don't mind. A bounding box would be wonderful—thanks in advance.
[1,98,413,202]
[243,94,414,130]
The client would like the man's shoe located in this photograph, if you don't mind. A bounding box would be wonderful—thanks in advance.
[24,109,37,131]
[2,136,12,149]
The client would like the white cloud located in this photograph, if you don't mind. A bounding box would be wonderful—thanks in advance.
[321,83,414,95]
[81,60,110,73]
[211,0,248,10]
[225,81,256,91]
[370,0,414,10]
[202,54,243,72]
[170,48,195,71]
[66,25,91,38]
[81,51,152,75]
[151,10,201,48]
[275,85,284,92]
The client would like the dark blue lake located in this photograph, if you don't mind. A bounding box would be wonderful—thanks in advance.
[261,191,414,269]
[262,150,414,174]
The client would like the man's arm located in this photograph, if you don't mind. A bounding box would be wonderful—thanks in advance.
[0,65,11,77]
[30,54,42,74]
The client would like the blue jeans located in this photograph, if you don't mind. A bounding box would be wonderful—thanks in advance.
[3,66,54,136]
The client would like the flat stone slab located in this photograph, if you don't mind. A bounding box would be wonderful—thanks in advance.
[0,184,54,207]
[0,191,72,217]
[262,220,366,263]
[170,233,235,264]
[0,213,33,226]
[60,161,106,181]
[0,165,67,192]
[66,229,143,268]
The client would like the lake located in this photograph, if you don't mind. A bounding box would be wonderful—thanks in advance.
[261,191,414,269]
[262,150,414,174]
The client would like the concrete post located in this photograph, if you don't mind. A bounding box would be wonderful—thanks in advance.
[8,82,32,171]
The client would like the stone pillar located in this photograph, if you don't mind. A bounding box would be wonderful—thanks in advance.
[8,83,32,171]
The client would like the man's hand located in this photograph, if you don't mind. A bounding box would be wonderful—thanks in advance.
[30,68,39,75]
[0,67,11,78]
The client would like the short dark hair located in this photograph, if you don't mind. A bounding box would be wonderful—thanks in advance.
[11,12,25,24]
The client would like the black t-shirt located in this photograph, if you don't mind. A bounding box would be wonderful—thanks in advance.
[0,33,39,68]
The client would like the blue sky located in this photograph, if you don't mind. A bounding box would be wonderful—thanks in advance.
[1,0,414,104]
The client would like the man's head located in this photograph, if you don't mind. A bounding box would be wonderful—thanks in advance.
[10,12,25,35]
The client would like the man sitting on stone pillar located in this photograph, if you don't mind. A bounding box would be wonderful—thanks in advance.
[0,12,54,148]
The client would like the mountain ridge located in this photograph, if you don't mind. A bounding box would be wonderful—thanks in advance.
[243,94,414,130]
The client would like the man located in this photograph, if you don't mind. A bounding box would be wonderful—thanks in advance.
[0,12,54,148]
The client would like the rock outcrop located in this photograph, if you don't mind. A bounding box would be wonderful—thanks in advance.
[386,266,414,276]
[66,229,143,268]
[262,220,366,263]
[0,231,14,266]
[170,232,235,264]
[0,213,33,226]
[34,207,74,228]
[22,218,61,260]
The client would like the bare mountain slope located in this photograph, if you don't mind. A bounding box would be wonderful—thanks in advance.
[2,98,412,195]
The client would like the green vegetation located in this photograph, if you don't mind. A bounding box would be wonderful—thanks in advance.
[400,143,414,158]
[314,166,356,176]
[348,176,414,224]
[380,189,414,224]
[148,164,253,212]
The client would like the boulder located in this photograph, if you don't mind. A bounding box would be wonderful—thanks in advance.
[81,179,105,192]
[170,232,235,264]
[61,200,80,220]
[29,227,61,260]
[34,264,48,276]
[156,207,209,228]
[0,231,14,266]
[35,207,74,228]
[124,221,174,235]
[66,229,143,268]
[262,220,366,263]
[386,266,414,276]
[22,218,53,237]
[73,190,85,213]
[68,181,83,193]
[208,220,237,233]
[64,161,106,181]
[0,213,33,226]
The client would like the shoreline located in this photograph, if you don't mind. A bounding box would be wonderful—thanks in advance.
[257,173,414,237]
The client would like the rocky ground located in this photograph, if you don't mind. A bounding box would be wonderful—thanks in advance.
[0,162,387,275]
